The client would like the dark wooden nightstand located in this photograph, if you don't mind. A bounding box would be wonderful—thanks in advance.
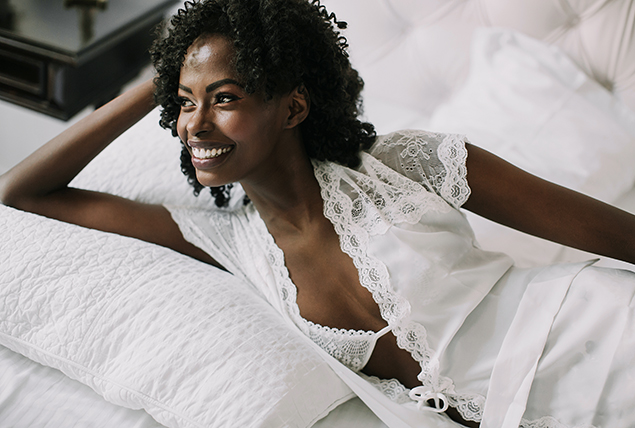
[0,0,177,120]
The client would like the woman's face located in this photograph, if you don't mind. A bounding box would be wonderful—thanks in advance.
[176,34,292,188]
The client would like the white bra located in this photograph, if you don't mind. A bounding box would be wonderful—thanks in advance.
[299,318,393,372]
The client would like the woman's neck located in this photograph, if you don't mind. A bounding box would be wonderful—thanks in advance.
[240,135,325,235]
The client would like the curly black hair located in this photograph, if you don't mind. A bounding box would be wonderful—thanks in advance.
[150,0,376,207]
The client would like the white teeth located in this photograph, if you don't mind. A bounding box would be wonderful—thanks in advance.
[192,146,232,159]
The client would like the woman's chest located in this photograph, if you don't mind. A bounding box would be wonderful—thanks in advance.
[272,220,425,385]
[274,220,387,333]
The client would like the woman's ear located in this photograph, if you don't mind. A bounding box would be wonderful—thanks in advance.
[285,85,310,129]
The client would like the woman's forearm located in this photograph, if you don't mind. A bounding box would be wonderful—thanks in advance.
[463,144,635,266]
[0,79,157,208]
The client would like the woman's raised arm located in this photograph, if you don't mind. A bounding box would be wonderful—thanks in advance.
[462,143,635,266]
[0,79,156,210]
[0,79,219,267]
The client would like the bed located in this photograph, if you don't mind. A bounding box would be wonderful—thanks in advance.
[1,0,634,427]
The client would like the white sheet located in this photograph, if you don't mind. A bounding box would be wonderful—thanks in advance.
[429,28,635,204]
[0,345,163,428]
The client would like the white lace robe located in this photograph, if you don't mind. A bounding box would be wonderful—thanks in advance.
[167,130,635,428]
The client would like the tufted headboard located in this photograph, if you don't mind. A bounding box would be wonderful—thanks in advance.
[322,0,635,130]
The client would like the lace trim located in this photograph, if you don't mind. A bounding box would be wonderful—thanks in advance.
[361,374,411,404]
[319,152,452,238]
[520,416,596,428]
[437,134,471,208]
[361,374,484,421]
[447,391,485,422]
[313,159,414,326]
[314,132,486,421]
[303,320,377,372]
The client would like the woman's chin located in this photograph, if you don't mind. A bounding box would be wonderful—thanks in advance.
[196,175,227,189]
[194,168,235,189]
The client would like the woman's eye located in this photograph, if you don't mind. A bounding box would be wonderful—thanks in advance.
[215,93,240,104]
[177,97,194,108]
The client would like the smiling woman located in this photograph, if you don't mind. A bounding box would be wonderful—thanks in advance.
[174,34,306,191]
[1,1,635,427]
[150,0,375,206]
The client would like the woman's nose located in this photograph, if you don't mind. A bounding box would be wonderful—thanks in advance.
[186,106,214,137]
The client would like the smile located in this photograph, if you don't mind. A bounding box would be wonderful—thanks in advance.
[191,146,233,159]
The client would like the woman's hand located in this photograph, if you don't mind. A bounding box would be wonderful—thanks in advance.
[462,143,635,266]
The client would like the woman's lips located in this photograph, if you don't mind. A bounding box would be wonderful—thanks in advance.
[191,146,232,159]
[189,145,234,169]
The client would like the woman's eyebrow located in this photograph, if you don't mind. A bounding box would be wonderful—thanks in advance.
[206,79,243,92]
[178,84,193,94]
[178,79,243,94]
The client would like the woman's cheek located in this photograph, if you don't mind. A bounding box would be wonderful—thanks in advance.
[229,114,264,141]
[176,115,188,142]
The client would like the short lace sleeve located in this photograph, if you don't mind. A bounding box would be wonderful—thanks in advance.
[367,130,471,209]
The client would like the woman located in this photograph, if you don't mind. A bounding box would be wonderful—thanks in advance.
[1,0,634,427]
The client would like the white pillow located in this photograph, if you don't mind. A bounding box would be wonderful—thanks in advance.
[0,205,353,428]
[430,28,635,203]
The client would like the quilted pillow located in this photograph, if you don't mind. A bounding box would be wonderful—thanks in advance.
[0,204,352,428]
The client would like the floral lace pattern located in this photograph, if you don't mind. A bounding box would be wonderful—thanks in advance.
[369,130,471,209]
[303,320,378,372]
[448,391,486,422]
[437,134,471,207]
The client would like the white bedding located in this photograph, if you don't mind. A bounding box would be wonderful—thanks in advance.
[0,204,357,428]
[0,342,393,428]
[0,345,163,428]
[2,0,635,427]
